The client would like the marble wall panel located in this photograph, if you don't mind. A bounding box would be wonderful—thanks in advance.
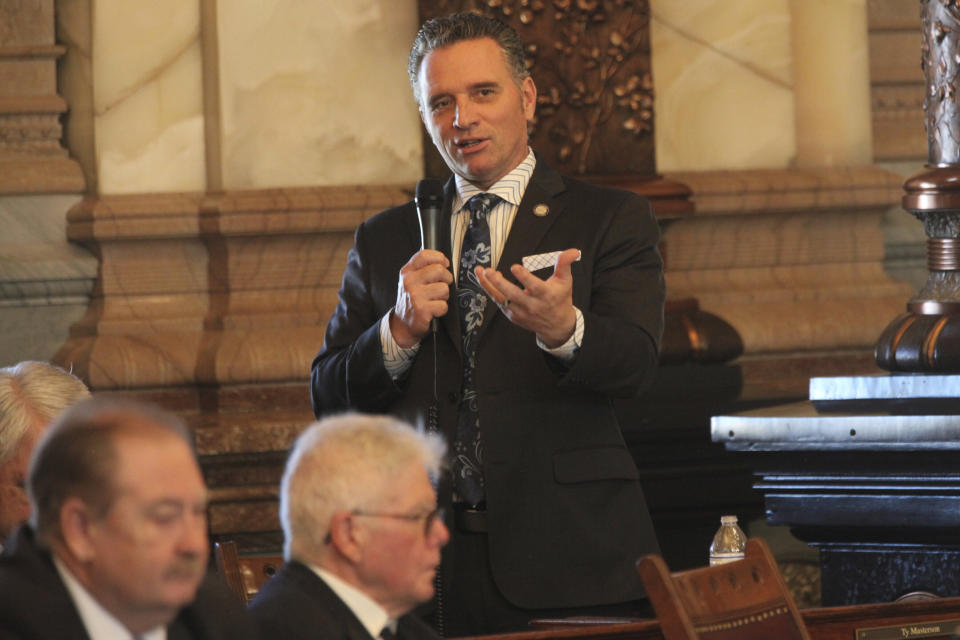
[651,0,795,172]
[652,0,873,172]
[91,0,205,194]
[217,0,423,189]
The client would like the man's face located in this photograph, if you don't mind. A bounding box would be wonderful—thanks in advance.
[355,464,449,617]
[418,37,536,191]
[84,427,209,628]
[0,423,43,541]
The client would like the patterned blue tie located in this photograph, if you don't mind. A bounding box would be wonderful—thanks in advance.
[454,193,501,506]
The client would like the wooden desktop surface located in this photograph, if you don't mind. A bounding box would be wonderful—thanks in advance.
[461,596,960,640]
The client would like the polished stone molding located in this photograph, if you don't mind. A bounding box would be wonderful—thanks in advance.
[55,184,412,389]
[662,166,914,355]
[0,193,96,365]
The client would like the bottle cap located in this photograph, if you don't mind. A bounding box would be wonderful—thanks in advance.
[720,515,738,525]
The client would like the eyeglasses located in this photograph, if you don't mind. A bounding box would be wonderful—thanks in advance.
[351,506,445,537]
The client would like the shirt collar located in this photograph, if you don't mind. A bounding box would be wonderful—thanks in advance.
[54,556,166,640]
[453,148,536,212]
[311,563,394,638]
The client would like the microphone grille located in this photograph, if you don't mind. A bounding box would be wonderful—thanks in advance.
[415,178,444,206]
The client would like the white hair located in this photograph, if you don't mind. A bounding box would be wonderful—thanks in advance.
[0,361,90,464]
[280,413,445,563]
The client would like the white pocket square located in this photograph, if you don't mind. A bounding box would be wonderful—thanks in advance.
[522,251,580,272]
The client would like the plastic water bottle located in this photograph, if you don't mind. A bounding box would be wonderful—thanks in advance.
[709,515,747,565]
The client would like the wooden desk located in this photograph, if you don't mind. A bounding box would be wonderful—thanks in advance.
[466,597,960,640]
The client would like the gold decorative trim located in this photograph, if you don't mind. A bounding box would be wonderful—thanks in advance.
[694,605,790,633]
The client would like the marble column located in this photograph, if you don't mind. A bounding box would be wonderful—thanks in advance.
[789,0,873,167]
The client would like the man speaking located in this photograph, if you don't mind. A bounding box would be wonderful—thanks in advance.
[311,12,665,635]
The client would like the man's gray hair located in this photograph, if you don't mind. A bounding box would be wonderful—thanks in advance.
[28,395,194,546]
[280,413,446,563]
[408,12,529,107]
[0,361,90,465]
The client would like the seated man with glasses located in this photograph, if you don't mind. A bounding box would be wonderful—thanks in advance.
[248,413,448,640]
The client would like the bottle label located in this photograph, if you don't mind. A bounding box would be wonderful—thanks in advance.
[709,553,745,566]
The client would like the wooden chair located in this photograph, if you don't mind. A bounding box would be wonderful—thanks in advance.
[213,540,283,604]
[637,538,812,640]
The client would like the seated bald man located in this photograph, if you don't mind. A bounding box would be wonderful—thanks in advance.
[0,396,258,640]
[248,413,448,640]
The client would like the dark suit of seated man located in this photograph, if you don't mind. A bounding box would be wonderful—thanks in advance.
[248,413,448,640]
[0,396,258,640]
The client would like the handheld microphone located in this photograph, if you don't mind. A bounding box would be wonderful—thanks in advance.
[416,178,444,252]
[416,179,445,333]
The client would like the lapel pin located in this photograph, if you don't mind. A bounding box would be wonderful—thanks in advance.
[533,203,550,217]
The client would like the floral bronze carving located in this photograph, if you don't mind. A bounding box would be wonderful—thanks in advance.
[921,0,960,164]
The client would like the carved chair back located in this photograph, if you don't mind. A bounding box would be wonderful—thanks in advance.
[637,538,811,640]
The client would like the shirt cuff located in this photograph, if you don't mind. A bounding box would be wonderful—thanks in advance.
[380,312,419,380]
[537,307,584,363]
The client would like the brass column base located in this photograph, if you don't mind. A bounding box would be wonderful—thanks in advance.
[878,161,960,372]
[875,310,960,372]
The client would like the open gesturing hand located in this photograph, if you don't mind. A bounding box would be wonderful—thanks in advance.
[475,248,580,348]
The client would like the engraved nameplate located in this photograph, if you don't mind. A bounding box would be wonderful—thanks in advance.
[856,618,960,639]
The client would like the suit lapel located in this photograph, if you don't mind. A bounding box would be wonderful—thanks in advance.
[167,618,190,640]
[497,162,567,283]
[396,613,437,640]
[288,562,379,640]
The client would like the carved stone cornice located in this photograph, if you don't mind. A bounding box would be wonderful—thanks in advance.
[0,0,83,194]
[664,166,913,356]
[55,184,412,389]
[666,166,905,216]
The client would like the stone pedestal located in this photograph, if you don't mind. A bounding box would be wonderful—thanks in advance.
[713,376,960,605]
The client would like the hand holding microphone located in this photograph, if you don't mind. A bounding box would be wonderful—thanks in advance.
[389,179,452,347]
[417,179,445,334]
